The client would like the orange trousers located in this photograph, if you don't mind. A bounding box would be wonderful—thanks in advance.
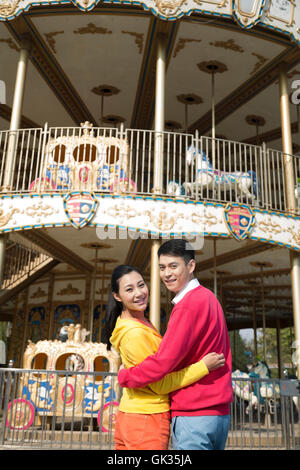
[114,410,170,450]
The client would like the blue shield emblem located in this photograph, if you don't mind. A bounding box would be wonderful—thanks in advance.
[64,192,98,229]
[224,203,255,241]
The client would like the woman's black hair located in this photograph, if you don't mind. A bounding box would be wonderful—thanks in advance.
[103,264,145,350]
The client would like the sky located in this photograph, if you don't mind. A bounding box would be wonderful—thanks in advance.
[239,329,254,342]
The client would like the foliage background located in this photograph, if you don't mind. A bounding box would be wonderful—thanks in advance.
[229,327,295,377]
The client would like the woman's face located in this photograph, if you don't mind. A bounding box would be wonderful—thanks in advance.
[113,271,149,313]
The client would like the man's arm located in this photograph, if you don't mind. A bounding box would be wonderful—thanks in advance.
[118,305,196,388]
[121,329,210,394]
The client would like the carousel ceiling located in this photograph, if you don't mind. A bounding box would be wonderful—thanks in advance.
[1,226,293,330]
[0,6,298,329]
[1,7,300,146]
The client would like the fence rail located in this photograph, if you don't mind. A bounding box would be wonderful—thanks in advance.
[0,369,300,450]
[0,368,120,450]
[229,377,300,450]
[0,126,300,214]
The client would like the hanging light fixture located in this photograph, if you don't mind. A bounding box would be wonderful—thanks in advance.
[246,115,266,146]
[177,94,203,132]
[103,115,125,128]
[165,120,182,132]
[91,84,120,126]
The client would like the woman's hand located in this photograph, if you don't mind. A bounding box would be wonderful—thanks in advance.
[202,352,225,371]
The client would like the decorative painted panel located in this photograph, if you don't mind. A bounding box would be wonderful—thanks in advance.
[1,0,300,47]
[27,306,46,344]
[53,303,81,340]
[0,193,299,252]
[233,0,266,29]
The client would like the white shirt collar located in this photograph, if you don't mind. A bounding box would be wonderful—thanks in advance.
[171,278,200,305]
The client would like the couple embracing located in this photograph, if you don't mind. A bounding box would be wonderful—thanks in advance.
[104,239,233,451]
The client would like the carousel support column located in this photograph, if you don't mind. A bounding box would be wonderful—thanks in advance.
[279,64,296,212]
[233,316,237,369]
[252,287,258,360]
[219,272,224,312]
[149,33,166,332]
[211,69,216,180]
[213,239,217,297]
[47,273,55,339]
[88,248,98,341]
[3,37,31,192]
[8,293,19,365]
[279,65,300,378]
[290,250,300,379]
[276,318,283,378]
[0,235,7,290]
[99,261,106,342]
[150,239,161,332]
[21,287,30,365]
[153,33,167,195]
[0,39,30,287]
[260,266,267,362]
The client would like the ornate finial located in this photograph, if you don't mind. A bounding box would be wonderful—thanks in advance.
[80,121,94,135]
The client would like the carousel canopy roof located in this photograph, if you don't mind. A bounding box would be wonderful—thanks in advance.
[0,4,300,149]
[0,3,298,331]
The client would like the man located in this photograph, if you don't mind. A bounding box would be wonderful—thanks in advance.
[117,239,233,450]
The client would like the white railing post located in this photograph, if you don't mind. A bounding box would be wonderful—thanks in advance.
[37,122,49,193]
[262,142,269,209]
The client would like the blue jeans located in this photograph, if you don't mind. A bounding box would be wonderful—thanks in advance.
[171,415,230,450]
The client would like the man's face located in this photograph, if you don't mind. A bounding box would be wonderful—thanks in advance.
[159,254,195,294]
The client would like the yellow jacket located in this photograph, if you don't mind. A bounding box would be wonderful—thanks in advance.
[110,316,209,414]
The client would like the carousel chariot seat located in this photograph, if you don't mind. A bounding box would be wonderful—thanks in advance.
[29,122,136,194]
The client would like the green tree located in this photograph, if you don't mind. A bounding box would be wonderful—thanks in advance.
[229,330,250,372]
[257,327,295,366]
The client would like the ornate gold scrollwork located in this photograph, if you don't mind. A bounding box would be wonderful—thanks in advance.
[0,205,19,227]
[193,0,228,7]
[154,0,186,17]
[0,0,20,17]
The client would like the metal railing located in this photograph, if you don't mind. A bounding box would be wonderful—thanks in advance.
[0,125,300,214]
[229,377,300,450]
[0,369,299,450]
[0,368,121,449]
[1,241,53,291]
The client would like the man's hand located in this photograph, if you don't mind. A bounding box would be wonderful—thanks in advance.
[202,352,225,371]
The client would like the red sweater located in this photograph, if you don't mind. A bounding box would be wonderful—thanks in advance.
[118,285,233,417]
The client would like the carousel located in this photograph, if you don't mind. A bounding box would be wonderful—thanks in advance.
[0,1,300,431]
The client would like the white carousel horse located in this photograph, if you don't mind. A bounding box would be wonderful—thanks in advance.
[232,370,258,406]
[185,146,258,202]
[232,364,281,410]
[166,181,185,196]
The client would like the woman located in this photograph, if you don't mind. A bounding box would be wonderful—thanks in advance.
[104,264,225,450]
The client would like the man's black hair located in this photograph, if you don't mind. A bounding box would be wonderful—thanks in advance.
[158,239,195,265]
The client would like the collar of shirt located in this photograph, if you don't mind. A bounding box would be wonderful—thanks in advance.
[171,278,200,305]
